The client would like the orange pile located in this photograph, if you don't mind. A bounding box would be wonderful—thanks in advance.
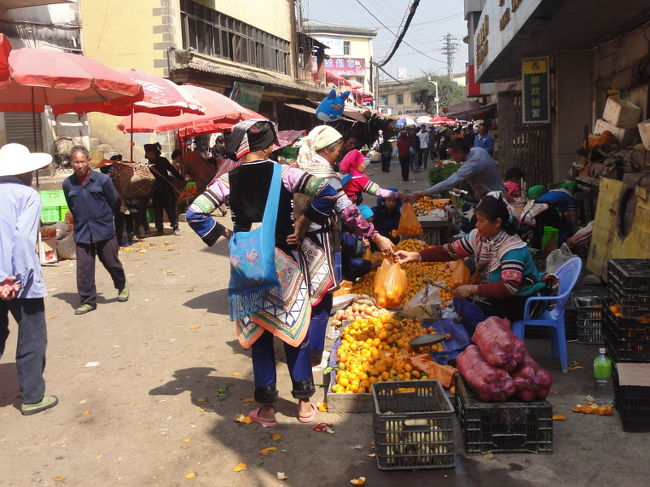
[413,197,451,216]
[332,315,445,393]
[349,240,454,305]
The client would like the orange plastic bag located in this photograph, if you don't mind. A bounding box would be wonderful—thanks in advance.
[363,246,373,261]
[374,259,408,308]
[396,203,423,236]
[407,354,457,388]
[448,259,470,289]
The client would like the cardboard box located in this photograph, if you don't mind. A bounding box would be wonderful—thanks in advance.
[603,98,642,129]
[39,238,58,264]
[594,119,637,147]
[638,119,650,151]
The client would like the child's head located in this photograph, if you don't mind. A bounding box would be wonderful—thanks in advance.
[357,205,374,222]
[384,198,397,210]
[505,167,524,182]
[377,188,402,212]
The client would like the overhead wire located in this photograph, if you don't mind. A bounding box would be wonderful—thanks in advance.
[354,0,446,65]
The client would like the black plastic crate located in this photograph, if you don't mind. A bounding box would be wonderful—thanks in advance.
[372,380,455,470]
[455,374,553,454]
[604,309,650,363]
[613,366,650,411]
[574,295,607,344]
[607,259,650,316]
[565,306,578,341]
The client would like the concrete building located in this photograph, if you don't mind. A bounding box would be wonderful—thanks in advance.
[377,79,426,117]
[302,20,376,92]
[464,0,650,184]
[1,0,327,160]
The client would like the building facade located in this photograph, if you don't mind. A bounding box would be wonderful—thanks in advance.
[377,79,426,117]
[302,20,376,92]
[464,0,650,184]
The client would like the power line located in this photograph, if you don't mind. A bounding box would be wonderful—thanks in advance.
[354,0,445,64]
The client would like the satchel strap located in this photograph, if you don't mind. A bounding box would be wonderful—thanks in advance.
[260,163,282,230]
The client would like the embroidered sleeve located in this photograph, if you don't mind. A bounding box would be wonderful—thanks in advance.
[340,202,378,238]
[443,233,473,259]
[186,179,229,246]
[476,254,524,298]
[419,245,454,262]
[283,165,337,224]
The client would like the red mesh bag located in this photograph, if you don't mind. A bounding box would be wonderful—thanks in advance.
[472,316,527,372]
[511,354,553,401]
[456,345,516,402]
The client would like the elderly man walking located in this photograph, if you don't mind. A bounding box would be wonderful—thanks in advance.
[63,146,129,315]
[0,143,58,415]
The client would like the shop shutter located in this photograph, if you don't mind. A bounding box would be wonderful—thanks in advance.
[4,112,44,152]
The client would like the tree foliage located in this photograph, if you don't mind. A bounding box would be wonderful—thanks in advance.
[413,75,467,114]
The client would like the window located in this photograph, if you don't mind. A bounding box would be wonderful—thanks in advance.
[396,93,404,105]
[380,95,388,106]
[411,92,418,104]
[343,40,350,55]
[180,0,290,75]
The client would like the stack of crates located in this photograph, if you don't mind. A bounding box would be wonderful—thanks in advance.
[574,293,608,344]
[39,190,67,223]
[604,259,650,432]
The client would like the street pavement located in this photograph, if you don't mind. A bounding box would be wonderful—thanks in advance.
[1,158,649,486]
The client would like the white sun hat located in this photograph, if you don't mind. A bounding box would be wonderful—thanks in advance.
[0,143,52,176]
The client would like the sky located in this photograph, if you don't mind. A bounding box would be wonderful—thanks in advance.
[303,0,469,82]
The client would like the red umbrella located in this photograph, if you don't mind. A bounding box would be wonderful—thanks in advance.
[0,34,10,83]
[0,48,143,113]
[116,84,263,135]
[429,115,458,126]
[103,69,204,116]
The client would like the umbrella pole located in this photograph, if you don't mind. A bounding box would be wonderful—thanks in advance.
[130,109,134,162]
[32,86,39,186]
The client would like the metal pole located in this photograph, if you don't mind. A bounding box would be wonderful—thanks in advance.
[434,81,440,117]
[32,86,39,186]
[130,109,134,162]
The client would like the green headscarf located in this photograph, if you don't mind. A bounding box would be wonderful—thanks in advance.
[528,185,545,200]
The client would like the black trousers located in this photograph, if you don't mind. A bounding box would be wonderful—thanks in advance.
[381,155,391,172]
[114,211,133,245]
[0,298,47,404]
[76,238,126,305]
[399,156,410,181]
[153,187,178,231]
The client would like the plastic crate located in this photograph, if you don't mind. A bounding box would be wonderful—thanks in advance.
[59,206,70,221]
[372,380,455,470]
[146,208,154,224]
[40,206,60,223]
[603,309,650,363]
[613,367,650,432]
[39,190,66,206]
[455,374,553,454]
[564,306,578,341]
[607,259,650,316]
[574,294,607,344]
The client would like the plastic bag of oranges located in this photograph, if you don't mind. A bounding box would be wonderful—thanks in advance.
[396,203,423,236]
[448,259,471,289]
[374,259,408,308]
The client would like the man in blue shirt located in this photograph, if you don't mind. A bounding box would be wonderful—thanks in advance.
[410,138,505,203]
[474,124,495,156]
[0,143,59,415]
[63,146,128,315]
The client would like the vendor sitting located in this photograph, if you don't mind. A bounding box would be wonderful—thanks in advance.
[396,192,544,331]
[341,205,375,281]
[372,189,401,243]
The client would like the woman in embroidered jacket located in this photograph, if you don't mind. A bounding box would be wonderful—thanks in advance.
[295,126,395,366]
[396,192,544,332]
[186,120,390,426]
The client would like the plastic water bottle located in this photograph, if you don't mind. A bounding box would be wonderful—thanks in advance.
[593,348,614,406]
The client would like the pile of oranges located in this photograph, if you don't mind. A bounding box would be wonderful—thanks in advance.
[349,240,454,305]
[331,315,444,394]
[413,197,451,216]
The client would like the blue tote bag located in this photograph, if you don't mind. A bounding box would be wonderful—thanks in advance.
[228,163,282,320]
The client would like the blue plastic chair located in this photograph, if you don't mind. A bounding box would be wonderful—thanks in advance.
[511,256,582,373]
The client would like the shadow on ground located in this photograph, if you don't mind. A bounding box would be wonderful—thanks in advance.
[0,363,20,409]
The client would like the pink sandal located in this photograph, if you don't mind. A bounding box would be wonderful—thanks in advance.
[298,402,317,423]
[249,408,278,428]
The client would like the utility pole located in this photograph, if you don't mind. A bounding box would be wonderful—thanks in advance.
[428,76,439,116]
[441,33,459,80]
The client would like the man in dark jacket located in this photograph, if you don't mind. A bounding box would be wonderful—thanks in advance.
[63,146,128,315]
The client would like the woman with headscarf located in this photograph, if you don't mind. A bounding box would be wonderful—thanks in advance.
[295,125,395,366]
[339,149,400,205]
[186,120,351,427]
[144,142,184,236]
[396,192,544,333]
